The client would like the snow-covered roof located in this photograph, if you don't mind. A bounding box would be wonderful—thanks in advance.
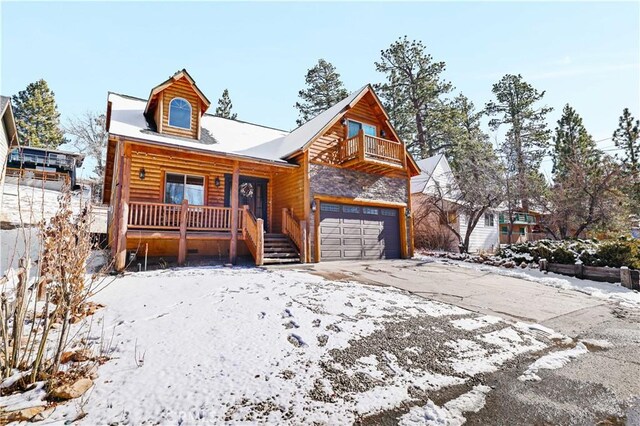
[107,93,292,165]
[238,86,368,161]
[411,154,446,194]
[0,96,10,114]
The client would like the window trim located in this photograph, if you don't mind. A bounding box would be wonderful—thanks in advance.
[163,172,205,205]
[346,119,377,138]
[167,97,193,130]
[484,212,495,227]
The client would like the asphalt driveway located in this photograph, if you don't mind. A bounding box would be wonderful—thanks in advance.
[279,258,640,425]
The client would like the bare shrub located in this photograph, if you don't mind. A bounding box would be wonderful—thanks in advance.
[0,184,114,391]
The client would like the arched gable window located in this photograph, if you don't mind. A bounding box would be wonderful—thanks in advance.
[168,97,192,129]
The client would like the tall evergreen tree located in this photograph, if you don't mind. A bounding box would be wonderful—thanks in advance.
[613,108,640,171]
[447,94,488,170]
[374,36,455,158]
[295,59,348,126]
[214,89,237,120]
[612,108,640,214]
[552,104,599,180]
[485,74,552,211]
[12,79,66,148]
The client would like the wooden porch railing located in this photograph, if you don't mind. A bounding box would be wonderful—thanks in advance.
[282,208,307,262]
[337,130,404,167]
[243,206,264,265]
[128,201,243,232]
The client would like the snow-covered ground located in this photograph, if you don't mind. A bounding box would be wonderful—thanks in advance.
[1,266,575,424]
[420,255,640,309]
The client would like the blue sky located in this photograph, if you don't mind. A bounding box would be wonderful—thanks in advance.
[2,1,639,178]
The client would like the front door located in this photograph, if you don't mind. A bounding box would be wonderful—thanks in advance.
[224,175,268,231]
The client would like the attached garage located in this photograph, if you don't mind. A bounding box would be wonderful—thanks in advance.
[319,202,401,260]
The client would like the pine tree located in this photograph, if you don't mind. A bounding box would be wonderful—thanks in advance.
[214,89,237,120]
[612,108,640,214]
[12,79,66,148]
[552,104,599,180]
[613,108,640,171]
[295,59,348,126]
[485,74,552,211]
[375,36,455,158]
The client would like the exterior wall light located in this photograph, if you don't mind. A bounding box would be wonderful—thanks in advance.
[340,118,347,125]
[380,130,387,138]
[214,176,221,187]
[311,199,317,212]
[139,167,146,180]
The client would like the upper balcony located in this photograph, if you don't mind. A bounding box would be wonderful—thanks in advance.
[337,130,404,169]
[499,212,537,225]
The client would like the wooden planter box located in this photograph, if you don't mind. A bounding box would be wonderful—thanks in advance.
[539,259,640,290]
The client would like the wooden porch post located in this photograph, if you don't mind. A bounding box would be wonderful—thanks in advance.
[358,129,365,162]
[256,218,264,266]
[300,220,308,263]
[229,161,240,264]
[178,199,189,265]
[114,145,131,271]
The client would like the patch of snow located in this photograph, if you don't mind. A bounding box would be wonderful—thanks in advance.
[518,342,589,382]
[580,338,613,349]
[399,385,491,426]
[0,381,47,412]
[451,315,502,331]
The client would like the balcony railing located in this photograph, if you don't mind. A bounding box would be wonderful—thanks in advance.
[128,201,243,232]
[499,213,537,225]
[338,130,404,168]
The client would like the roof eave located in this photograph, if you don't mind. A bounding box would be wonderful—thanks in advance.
[108,132,298,169]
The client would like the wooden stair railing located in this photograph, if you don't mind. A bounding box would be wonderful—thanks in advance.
[243,206,264,266]
[282,208,307,263]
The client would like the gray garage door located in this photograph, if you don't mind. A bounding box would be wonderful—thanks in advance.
[319,202,401,260]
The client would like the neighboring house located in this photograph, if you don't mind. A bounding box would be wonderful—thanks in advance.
[498,210,546,244]
[104,69,420,270]
[0,96,19,205]
[5,146,84,191]
[410,154,499,253]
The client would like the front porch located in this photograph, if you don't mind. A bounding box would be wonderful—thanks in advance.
[120,200,307,268]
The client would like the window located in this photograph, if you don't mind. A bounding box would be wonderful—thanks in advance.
[484,213,494,227]
[519,227,526,235]
[381,208,397,217]
[343,205,360,214]
[168,98,192,129]
[363,207,379,215]
[347,120,376,138]
[164,173,204,205]
[500,226,508,235]
[320,203,340,212]
[440,210,457,225]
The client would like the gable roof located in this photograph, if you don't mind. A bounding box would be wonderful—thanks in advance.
[238,85,368,161]
[1,95,19,147]
[108,81,419,174]
[410,153,449,194]
[144,69,211,116]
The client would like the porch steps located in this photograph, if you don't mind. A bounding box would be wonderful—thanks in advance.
[262,234,300,265]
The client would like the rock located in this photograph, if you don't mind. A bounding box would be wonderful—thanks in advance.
[0,405,46,422]
[520,262,528,269]
[503,261,515,269]
[50,378,93,400]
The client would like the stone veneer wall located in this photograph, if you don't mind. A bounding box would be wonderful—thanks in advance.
[308,163,409,262]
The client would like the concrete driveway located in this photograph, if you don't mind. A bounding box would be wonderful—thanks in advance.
[278,258,640,424]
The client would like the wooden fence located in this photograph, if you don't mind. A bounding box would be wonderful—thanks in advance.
[539,259,640,290]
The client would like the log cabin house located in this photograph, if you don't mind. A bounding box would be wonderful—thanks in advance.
[104,69,420,270]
